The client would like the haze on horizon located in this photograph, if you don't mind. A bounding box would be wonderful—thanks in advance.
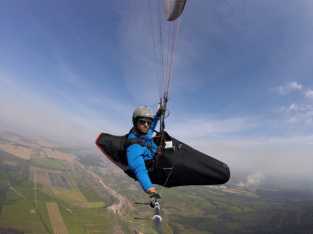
[1,0,313,180]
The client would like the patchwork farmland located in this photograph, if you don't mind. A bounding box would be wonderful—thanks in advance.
[0,135,131,234]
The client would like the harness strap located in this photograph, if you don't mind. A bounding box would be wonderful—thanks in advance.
[125,138,153,150]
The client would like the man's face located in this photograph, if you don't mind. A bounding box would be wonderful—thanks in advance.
[135,118,152,134]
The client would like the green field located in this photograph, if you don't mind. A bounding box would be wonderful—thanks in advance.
[0,180,122,234]
[0,152,132,234]
[0,180,52,233]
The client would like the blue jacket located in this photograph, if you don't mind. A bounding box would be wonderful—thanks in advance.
[127,114,159,191]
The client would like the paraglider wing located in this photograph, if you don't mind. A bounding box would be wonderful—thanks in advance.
[164,0,187,21]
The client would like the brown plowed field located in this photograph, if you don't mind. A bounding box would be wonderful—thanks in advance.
[46,202,69,234]
[43,148,73,162]
[0,143,32,160]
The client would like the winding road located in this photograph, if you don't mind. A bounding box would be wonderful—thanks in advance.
[75,162,133,215]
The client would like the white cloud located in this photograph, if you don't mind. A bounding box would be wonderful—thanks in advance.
[276,81,303,95]
[185,135,313,178]
[276,82,313,101]
[288,103,297,111]
[282,103,313,125]
[0,74,129,147]
[305,89,313,99]
[167,116,256,139]
[246,172,265,187]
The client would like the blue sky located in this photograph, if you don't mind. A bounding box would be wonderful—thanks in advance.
[1,0,313,177]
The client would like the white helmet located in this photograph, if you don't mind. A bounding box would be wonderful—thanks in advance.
[132,106,153,124]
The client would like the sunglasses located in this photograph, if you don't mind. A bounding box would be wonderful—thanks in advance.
[138,119,152,126]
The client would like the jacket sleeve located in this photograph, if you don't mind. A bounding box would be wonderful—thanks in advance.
[127,144,153,191]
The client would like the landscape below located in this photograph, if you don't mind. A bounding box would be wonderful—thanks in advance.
[0,132,312,234]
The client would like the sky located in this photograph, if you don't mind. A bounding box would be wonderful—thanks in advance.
[0,0,313,179]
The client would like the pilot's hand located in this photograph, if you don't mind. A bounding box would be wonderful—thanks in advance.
[149,192,161,208]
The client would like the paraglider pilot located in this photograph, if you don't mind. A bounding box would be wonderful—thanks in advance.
[127,106,164,200]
